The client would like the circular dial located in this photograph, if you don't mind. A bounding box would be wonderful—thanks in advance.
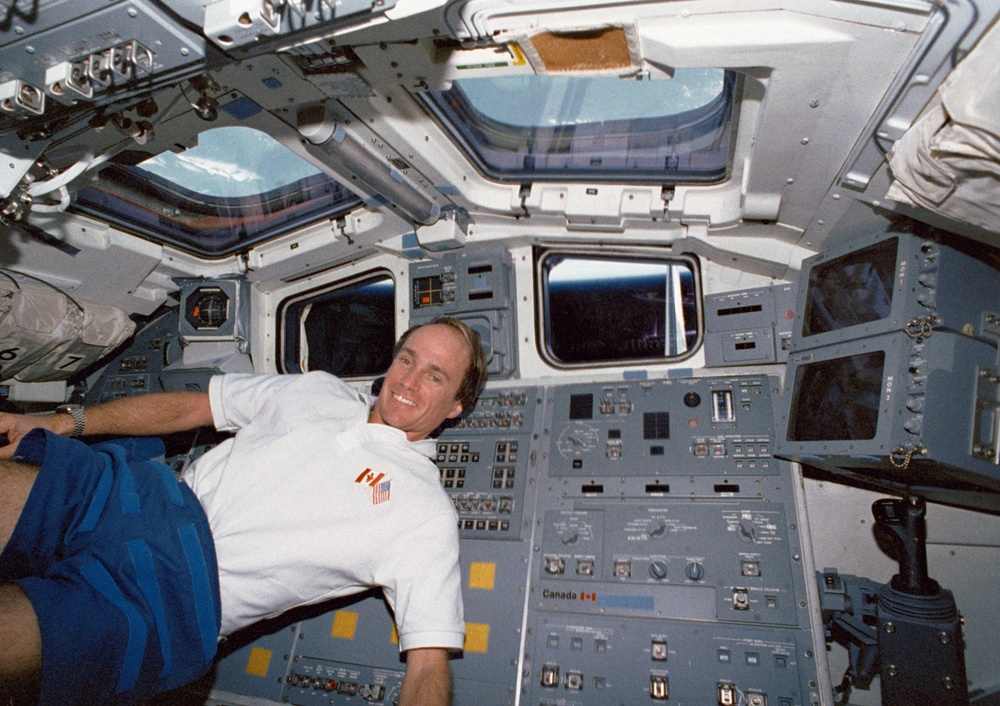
[185,287,230,331]
[556,423,600,458]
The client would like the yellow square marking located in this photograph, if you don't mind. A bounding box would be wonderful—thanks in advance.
[464,623,490,654]
[468,562,496,590]
[245,647,272,677]
[390,623,399,644]
[331,611,359,640]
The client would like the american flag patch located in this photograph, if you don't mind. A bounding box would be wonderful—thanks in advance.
[373,480,391,505]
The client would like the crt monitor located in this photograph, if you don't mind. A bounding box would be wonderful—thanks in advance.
[789,230,1000,353]
[775,329,1000,510]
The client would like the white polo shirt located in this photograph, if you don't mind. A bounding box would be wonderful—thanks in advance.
[180,372,464,651]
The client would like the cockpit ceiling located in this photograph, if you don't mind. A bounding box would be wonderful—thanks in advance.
[1,0,998,310]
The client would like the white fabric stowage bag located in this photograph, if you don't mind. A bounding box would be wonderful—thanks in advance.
[0,269,135,382]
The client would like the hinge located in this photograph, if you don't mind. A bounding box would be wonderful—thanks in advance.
[517,183,532,219]
[335,215,354,245]
[661,186,675,210]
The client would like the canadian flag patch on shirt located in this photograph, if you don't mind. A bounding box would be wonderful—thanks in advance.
[356,468,391,505]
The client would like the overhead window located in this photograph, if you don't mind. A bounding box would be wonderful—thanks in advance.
[278,273,396,379]
[423,69,736,183]
[73,126,361,257]
[537,249,701,367]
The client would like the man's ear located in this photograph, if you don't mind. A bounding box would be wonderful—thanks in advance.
[446,401,463,420]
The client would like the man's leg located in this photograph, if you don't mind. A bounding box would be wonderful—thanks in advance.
[1,459,42,703]
[0,583,41,705]
[0,459,37,552]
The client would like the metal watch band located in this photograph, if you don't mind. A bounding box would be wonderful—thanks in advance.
[56,404,85,438]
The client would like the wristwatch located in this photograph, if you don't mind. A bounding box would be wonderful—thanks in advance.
[55,404,86,438]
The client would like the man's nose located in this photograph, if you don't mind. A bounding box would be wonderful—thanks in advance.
[399,366,418,388]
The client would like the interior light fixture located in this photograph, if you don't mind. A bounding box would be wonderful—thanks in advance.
[296,115,441,225]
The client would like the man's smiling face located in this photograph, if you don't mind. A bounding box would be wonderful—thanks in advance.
[369,323,470,441]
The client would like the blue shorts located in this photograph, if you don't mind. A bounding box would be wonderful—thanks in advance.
[0,430,221,706]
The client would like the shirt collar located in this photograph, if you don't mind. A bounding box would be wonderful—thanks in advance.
[361,393,440,460]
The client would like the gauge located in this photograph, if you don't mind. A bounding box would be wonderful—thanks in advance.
[413,275,444,308]
[184,286,230,331]
[556,423,600,457]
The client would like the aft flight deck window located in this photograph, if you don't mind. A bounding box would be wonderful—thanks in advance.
[423,69,736,183]
[537,250,701,367]
[279,274,395,378]
[72,126,361,257]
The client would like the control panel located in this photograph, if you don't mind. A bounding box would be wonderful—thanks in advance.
[409,247,518,378]
[85,309,182,403]
[521,376,825,706]
[704,283,798,367]
[201,376,826,706]
[441,387,539,540]
[178,277,251,349]
[84,308,231,469]
[550,376,778,480]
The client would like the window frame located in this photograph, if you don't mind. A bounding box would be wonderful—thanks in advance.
[71,130,363,259]
[276,269,397,379]
[421,70,739,184]
[534,247,703,370]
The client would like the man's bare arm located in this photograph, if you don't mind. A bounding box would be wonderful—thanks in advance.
[0,391,214,459]
[398,648,452,706]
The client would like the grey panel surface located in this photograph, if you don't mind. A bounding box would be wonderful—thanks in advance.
[704,283,798,367]
[521,375,825,706]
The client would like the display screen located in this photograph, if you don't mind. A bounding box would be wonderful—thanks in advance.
[413,275,444,308]
[801,237,898,337]
[569,394,594,420]
[643,412,670,440]
[786,351,885,441]
[185,286,230,331]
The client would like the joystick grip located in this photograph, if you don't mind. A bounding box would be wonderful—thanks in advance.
[872,495,938,596]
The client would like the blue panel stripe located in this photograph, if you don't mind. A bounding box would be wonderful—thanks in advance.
[127,539,173,678]
[81,560,147,693]
[178,523,219,662]
[221,96,263,119]
[77,459,113,534]
[153,462,185,506]
[115,449,141,516]
[597,593,655,610]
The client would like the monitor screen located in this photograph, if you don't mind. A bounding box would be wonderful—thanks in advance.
[786,350,885,441]
[801,237,898,338]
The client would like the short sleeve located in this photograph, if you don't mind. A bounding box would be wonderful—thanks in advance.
[381,512,465,652]
[209,372,366,433]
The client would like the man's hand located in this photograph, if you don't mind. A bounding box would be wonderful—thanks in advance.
[398,648,452,706]
[0,412,66,459]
